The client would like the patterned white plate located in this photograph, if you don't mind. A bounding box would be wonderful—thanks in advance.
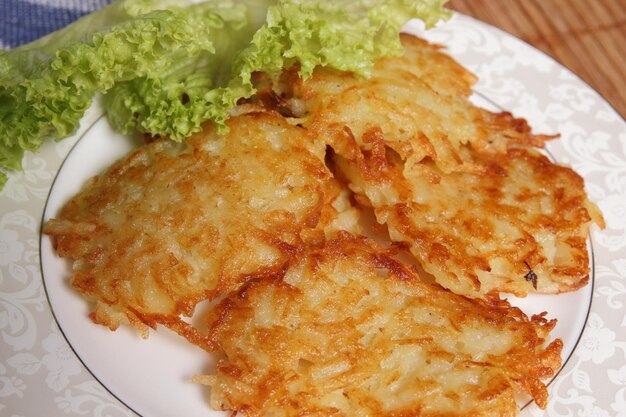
[1,14,625,417]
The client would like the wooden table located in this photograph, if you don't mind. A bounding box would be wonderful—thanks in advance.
[448,0,626,118]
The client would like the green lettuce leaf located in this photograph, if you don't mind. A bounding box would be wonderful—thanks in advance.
[0,0,450,190]
[0,0,248,170]
[104,0,270,140]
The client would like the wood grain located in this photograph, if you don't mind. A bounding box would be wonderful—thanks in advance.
[447,0,626,118]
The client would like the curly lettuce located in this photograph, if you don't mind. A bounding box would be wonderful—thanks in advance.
[0,0,450,189]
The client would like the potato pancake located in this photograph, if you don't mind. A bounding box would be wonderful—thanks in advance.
[44,111,359,345]
[335,141,603,299]
[282,34,550,174]
[201,235,562,416]
[280,34,603,298]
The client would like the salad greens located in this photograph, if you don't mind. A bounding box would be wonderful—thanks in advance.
[0,0,450,190]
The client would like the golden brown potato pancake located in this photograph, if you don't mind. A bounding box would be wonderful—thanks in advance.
[335,141,603,299]
[201,235,562,416]
[44,111,359,345]
[279,34,603,299]
[282,34,550,174]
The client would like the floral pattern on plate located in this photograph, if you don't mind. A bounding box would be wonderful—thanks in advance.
[1,13,624,417]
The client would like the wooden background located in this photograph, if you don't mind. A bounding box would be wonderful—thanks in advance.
[447,0,626,118]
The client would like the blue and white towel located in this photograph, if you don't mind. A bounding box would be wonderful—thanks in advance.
[0,0,114,50]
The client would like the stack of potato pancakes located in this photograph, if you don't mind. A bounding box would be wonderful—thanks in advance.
[45,34,603,416]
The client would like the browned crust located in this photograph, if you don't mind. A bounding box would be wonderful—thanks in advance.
[205,235,562,415]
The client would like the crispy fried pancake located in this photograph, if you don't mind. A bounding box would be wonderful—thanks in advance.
[335,141,603,299]
[201,235,562,416]
[283,34,550,174]
[44,111,360,344]
[281,34,603,298]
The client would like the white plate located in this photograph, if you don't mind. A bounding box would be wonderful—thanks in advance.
[1,13,625,417]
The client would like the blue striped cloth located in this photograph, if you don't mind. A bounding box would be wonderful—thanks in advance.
[0,0,114,50]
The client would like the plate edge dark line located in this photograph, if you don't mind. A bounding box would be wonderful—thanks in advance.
[473,89,597,412]
[38,113,143,417]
